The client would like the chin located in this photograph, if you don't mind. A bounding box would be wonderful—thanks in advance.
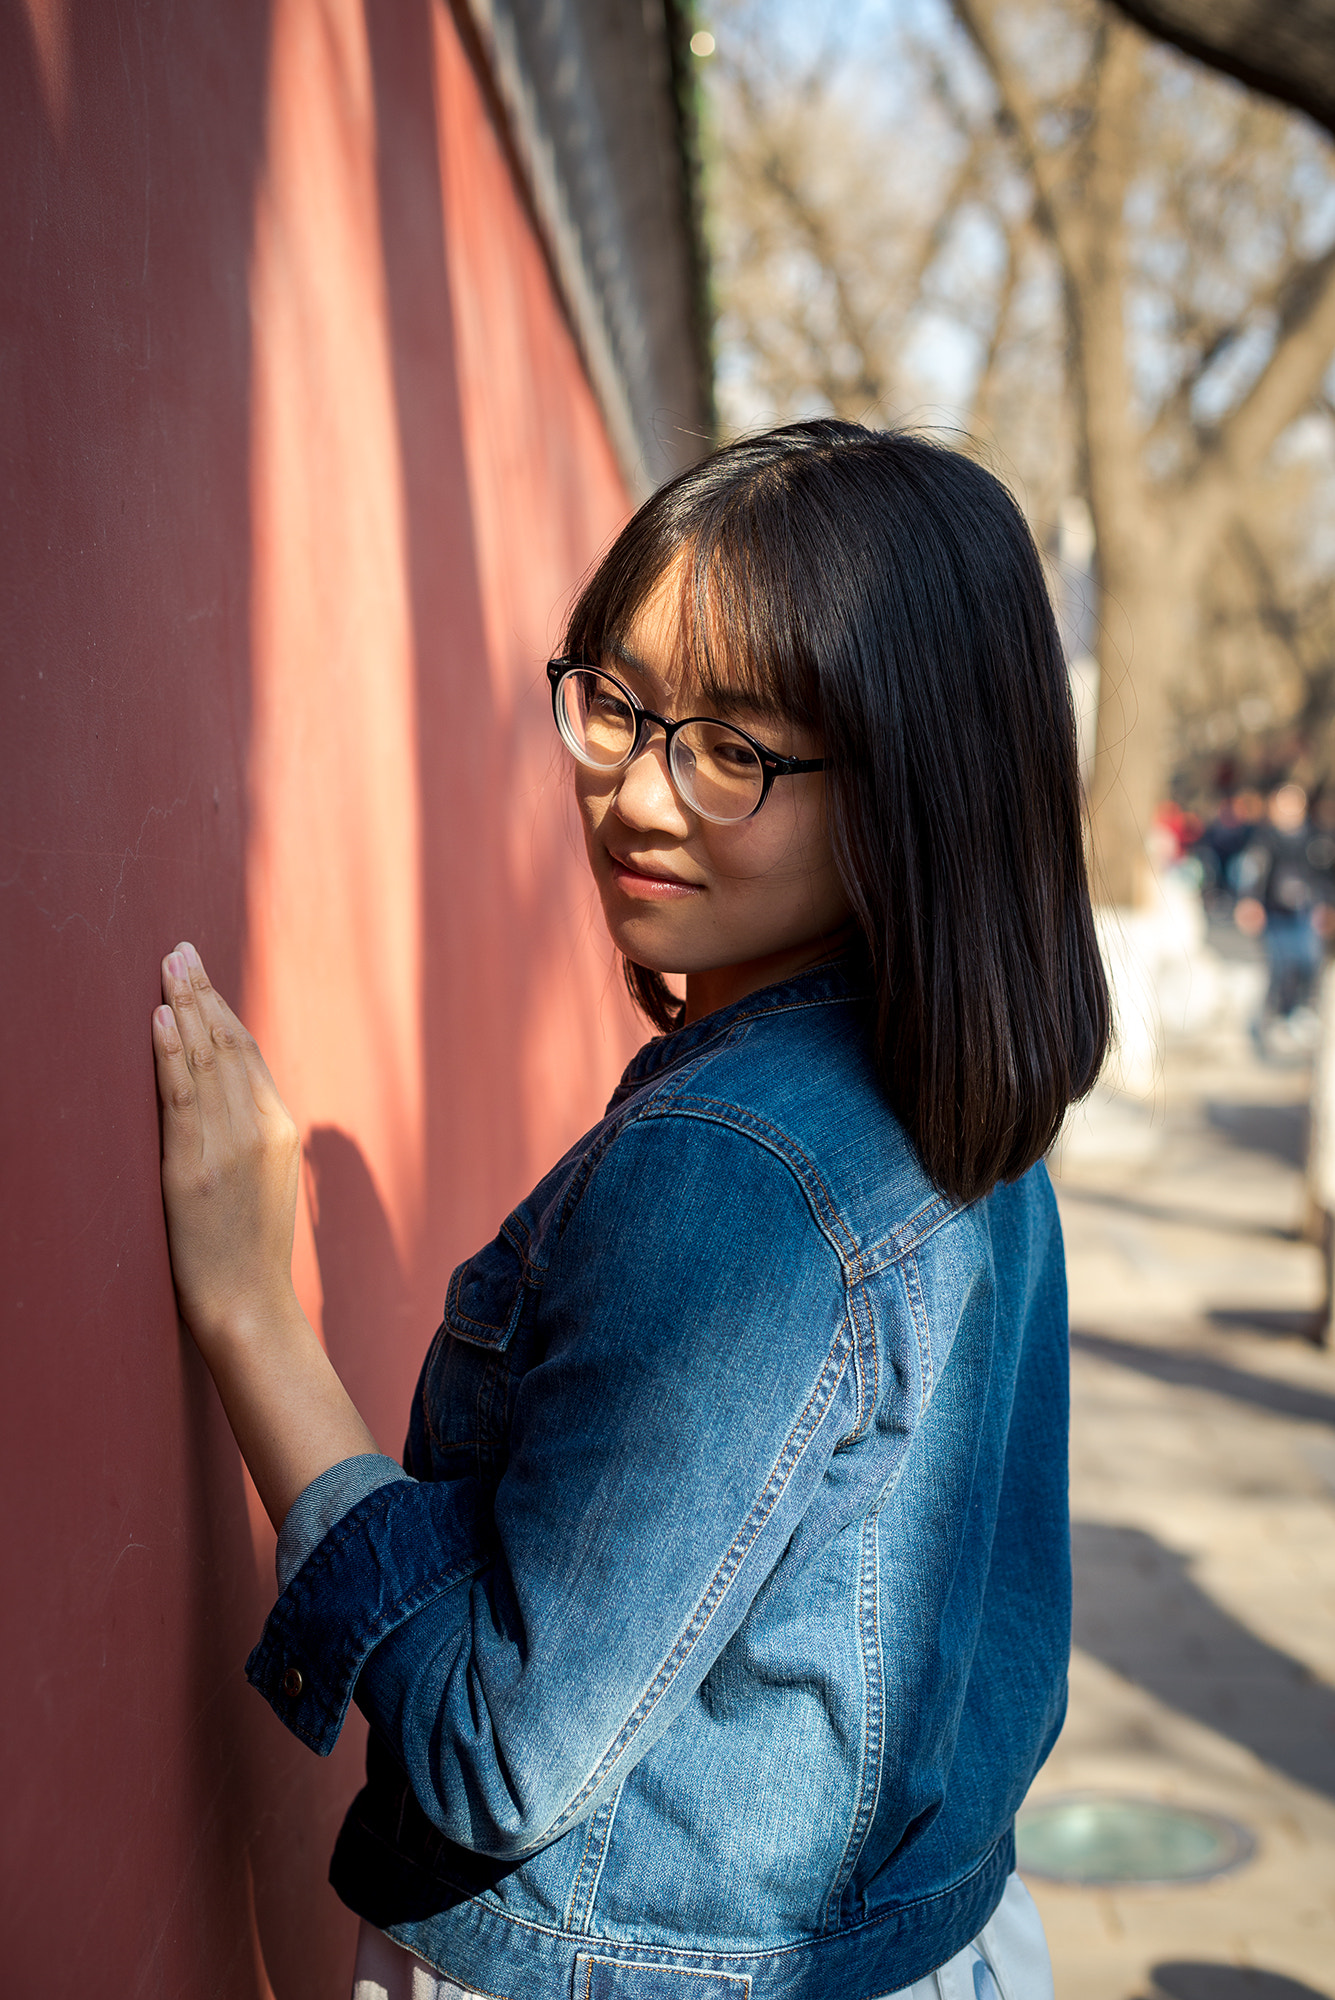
[605,922,674,972]
[598,908,682,976]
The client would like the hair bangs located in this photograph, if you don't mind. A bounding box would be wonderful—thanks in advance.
[563,485,820,733]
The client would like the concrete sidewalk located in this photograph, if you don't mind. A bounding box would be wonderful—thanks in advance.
[1032,1005,1335,1998]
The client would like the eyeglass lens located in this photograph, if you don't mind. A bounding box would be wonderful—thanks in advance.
[556,669,765,822]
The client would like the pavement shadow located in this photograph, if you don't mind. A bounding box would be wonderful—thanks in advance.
[1206,1100,1310,1170]
[1206,1306,1322,1342]
[1147,1968,1330,2000]
[1070,1329,1335,1427]
[1057,1182,1295,1243]
[1071,1521,1335,1803]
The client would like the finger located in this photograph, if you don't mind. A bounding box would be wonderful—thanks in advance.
[161,946,233,1122]
[177,941,288,1118]
[152,1001,202,1159]
[174,942,262,1133]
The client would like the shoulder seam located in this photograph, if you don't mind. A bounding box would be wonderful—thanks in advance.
[859,1193,970,1274]
[638,1092,864,1278]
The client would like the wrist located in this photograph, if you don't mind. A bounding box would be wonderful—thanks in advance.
[185,1282,309,1357]
[184,1286,379,1532]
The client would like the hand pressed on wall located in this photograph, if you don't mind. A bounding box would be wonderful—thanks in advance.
[153,942,301,1347]
[151,942,379,1531]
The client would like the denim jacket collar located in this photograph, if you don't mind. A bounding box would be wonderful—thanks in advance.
[614,952,871,1097]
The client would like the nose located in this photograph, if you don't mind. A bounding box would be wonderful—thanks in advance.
[612,731,692,835]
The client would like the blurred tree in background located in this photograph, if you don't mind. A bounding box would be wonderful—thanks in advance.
[703,0,1335,903]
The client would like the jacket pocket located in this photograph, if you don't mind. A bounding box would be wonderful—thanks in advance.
[444,1221,530,1350]
[572,1959,751,1999]
[419,1221,531,1481]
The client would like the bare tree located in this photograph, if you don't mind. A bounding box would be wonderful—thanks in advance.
[710,21,992,423]
[705,0,1335,903]
[954,0,1335,900]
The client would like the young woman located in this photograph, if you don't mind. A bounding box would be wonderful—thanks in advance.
[153,421,1109,1999]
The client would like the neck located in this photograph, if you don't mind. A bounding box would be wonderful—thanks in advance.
[683,924,857,1025]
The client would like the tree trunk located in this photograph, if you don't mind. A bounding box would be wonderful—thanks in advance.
[1087,530,1180,902]
[1086,500,1217,903]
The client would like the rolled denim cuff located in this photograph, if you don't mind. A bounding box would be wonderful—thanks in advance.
[247,1476,489,1754]
[276,1453,410,1593]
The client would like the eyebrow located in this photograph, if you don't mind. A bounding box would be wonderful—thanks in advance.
[601,641,782,724]
[602,641,656,686]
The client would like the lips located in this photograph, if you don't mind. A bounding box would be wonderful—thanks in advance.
[606,850,703,897]
[609,850,698,887]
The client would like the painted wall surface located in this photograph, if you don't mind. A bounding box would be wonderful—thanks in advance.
[0,2,642,1991]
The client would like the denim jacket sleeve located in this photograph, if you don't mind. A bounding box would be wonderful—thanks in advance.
[246,1111,860,1858]
[274,1453,410,1592]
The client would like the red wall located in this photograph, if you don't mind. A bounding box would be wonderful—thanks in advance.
[0,2,641,1991]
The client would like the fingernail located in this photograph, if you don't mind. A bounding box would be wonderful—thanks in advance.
[167,952,187,981]
[154,1005,174,1031]
[180,941,201,967]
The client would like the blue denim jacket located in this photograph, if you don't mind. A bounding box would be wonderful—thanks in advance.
[248,962,1070,1997]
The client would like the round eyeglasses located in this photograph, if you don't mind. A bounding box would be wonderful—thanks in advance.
[547,659,825,824]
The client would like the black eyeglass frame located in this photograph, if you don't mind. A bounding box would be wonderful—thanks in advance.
[546,657,826,822]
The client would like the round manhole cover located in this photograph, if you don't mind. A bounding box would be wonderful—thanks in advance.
[1016,1795,1254,1885]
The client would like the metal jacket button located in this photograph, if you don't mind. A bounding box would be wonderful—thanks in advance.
[281,1665,304,1698]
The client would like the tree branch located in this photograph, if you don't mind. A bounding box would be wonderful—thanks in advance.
[971,208,1034,428]
[1206,239,1335,482]
[949,0,1072,254]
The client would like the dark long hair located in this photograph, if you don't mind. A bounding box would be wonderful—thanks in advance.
[563,420,1110,1204]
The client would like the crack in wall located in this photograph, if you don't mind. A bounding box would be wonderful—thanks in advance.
[0,781,201,941]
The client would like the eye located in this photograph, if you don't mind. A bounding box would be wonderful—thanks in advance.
[590,689,633,722]
[713,737,761,771]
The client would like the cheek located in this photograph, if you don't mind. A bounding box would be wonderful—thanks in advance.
[705,799,829,887]
[706,836,787,885]
[574,770,609,836]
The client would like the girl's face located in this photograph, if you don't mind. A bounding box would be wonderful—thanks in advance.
[575,573,853,1022]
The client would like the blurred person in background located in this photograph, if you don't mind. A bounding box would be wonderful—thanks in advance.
[1307,789,1335,892]
[1234,781,1335,1050]
[1153,800,1202,861]
[1194,788,1265,913]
